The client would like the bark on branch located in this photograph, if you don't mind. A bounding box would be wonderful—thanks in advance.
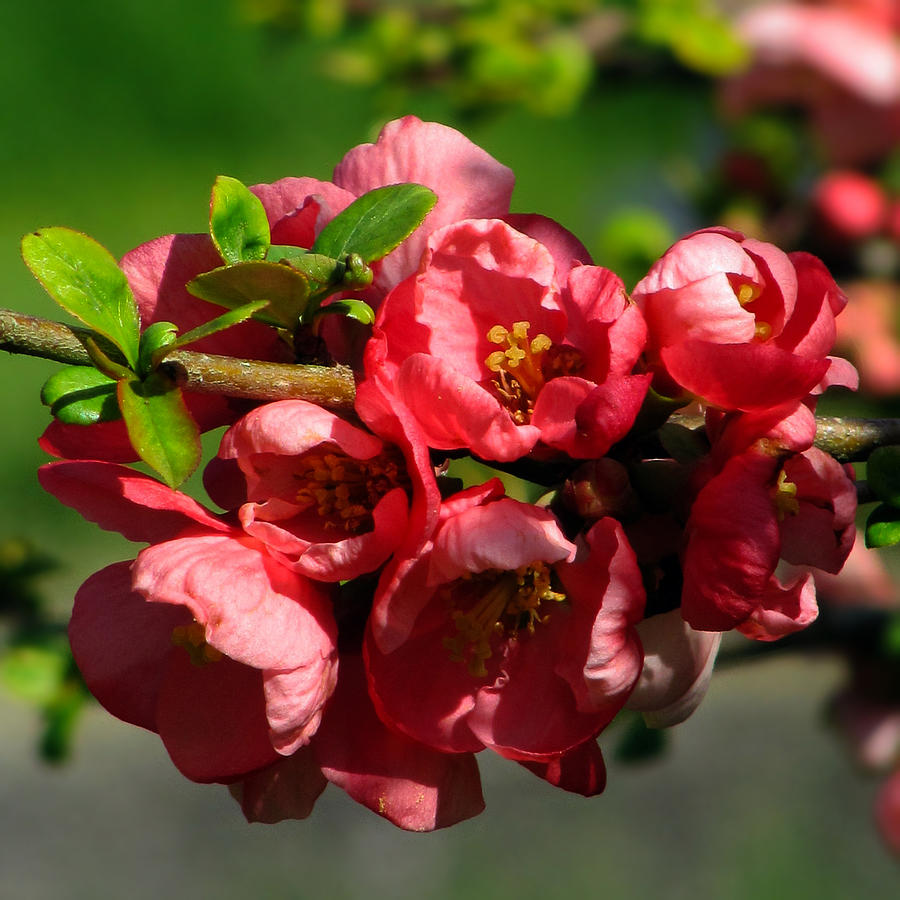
[0,308,357,410]
[3,308,900,457]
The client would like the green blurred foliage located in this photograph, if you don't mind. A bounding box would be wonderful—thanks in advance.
[0,538,89,762]
[241,0,747,117]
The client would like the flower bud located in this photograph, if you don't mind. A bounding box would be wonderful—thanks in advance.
[562,458,638,521]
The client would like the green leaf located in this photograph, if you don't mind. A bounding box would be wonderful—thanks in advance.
[21,227,140,370]
[117,372,201,488]
[614,711,669,763]
[157,301,271,363]
[865,503,900,548]
[41,366,120,425]
[209,175,271,264]
[658,422,709,464]
[312,183,437,263]
[187,261,310,329]
[138,321,178,376]
[267,244,309,264]
[0,644,68,705]
[286,253,346,286]
[315,298,376,326]
[866,446,900,508]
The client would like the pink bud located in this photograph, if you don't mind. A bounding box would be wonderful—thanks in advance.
[814,171,887,240]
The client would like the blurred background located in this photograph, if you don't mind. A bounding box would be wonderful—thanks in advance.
[1,1,898,895]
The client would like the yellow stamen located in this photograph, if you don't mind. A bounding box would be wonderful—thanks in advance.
[442,562,567,677]
[172,622,223,667]
[737,283,761,306]
[755,321,772,340]
[773,468,800,521]
[294,446,409,532]
[483,320,583,425]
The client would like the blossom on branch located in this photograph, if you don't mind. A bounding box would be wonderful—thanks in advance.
[365,485,645,795]
[366,217,650,462]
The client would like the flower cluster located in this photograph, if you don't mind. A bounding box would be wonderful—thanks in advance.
[39,117,858,831]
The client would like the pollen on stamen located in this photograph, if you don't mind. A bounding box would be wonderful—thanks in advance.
[737,283,761,305]
[755,321,772,340]
[442,562,567,678]
[773,469,801,521]
[172,622,223,666]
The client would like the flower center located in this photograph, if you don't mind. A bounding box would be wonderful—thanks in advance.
[483,321,583,424]
[772,468,800,521]
[294,446,409,532]
[734,281,772,340]
[441,561,567,677]
[171,622,222,667]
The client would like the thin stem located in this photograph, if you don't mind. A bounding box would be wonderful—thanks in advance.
[0,308,356,410]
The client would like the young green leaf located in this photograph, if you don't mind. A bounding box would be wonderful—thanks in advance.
[187,261,310,328]
[138,321,179,376]
[21,227,140,370]
[865,503,900,549]
[267,244,309,264]
[285,253,346,286]
[210,175,271,264]
[152,300,270,367]
[117,372,201,488]
[311,183,437,263]
[314,298,376,326]
[41,366,121,425]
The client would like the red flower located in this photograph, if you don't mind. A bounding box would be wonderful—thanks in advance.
[365,218,649,462]
[365,484,645,793]
[39,460,338,780]
[681,444,856,638]
[632,227,856,410]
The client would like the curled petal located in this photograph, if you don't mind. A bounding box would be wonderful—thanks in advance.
[532,374,651,459]
[661,340,829,410]
[737,572,818,641]
[430,498,575,582]
[38,461,229,544]
[132,534,336,671]
[682,450,782,630]
[263,657,339,755]
[626,609,721,728]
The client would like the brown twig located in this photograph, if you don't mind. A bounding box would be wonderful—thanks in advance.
[0,308,357,410]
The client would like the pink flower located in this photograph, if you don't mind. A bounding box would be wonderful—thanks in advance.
[39,460,338,779]
[834,280,900,395]
[232,655,485,831]
[721,2,900,165]
[365,484,645,793]
[813,170,887,240]
[681,444,856,638]
[632,228,855,410]
[218,394,439,581]
[365,217,650,462]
